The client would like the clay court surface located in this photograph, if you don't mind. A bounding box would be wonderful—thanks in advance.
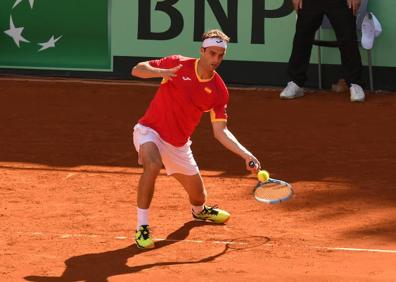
[1,77,396,281]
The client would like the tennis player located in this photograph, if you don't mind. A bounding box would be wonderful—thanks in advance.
[131,29,261,249]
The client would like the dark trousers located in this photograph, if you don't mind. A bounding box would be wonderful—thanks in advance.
[288,0,363,87]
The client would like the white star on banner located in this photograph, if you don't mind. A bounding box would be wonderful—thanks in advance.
[4,16,30,47]
[13,0,35,9]
[38,35,62,51]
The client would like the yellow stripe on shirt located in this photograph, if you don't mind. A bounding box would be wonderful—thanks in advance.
[210,109,227,122]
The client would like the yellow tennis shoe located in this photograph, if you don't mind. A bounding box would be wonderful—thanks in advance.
[135,225,155,249]
[192,205,230,224]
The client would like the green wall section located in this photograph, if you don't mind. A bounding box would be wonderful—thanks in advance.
[112,0,296,63]
[0,0,395,71]
[112,0,395,68]
[0,0,111,70]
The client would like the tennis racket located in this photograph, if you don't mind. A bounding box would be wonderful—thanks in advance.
[248,161,293,204]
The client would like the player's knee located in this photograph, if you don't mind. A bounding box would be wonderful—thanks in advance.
[143,160,162,174]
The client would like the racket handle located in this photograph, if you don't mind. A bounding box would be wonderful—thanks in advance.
[248,161,257,169]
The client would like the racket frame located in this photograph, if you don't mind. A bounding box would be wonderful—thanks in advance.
[253,178,293,204]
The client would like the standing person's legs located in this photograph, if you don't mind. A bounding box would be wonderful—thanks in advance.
[325,0,362,86]
[281,0,324,99]
[287,0,324,86]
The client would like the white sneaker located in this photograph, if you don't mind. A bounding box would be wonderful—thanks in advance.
[280,81,304,99]
[350,84,365,102]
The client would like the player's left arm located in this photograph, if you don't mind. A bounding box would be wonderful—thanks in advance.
[212,121,260,172]
[131,61,182,80]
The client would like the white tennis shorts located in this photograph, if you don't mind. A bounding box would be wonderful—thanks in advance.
[133,123,199,176]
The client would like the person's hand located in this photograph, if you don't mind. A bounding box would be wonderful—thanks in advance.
[347,0,361,16]
[159,64,183,80]
[292,0,303,12]
[245,155,261,173]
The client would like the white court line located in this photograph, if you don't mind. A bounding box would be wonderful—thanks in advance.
[17,231,396,254]
[315,246,396,254]
[23,231,246,245]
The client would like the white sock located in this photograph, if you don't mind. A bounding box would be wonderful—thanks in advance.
[137,207,149,230]
[192,204,204,215]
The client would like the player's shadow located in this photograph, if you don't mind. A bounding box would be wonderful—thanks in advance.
[24,221,228,282]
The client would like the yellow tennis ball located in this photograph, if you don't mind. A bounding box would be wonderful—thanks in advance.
[257,170,270,182]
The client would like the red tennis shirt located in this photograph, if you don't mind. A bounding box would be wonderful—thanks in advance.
[138,55,229,147]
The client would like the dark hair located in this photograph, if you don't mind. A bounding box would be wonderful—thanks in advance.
[202,29,230,42]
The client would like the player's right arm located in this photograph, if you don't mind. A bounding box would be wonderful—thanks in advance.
[131,61,182,80]
[212,120,261,173]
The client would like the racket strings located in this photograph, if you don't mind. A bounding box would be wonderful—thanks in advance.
[254,179,293,203]
[255,186,291,200]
